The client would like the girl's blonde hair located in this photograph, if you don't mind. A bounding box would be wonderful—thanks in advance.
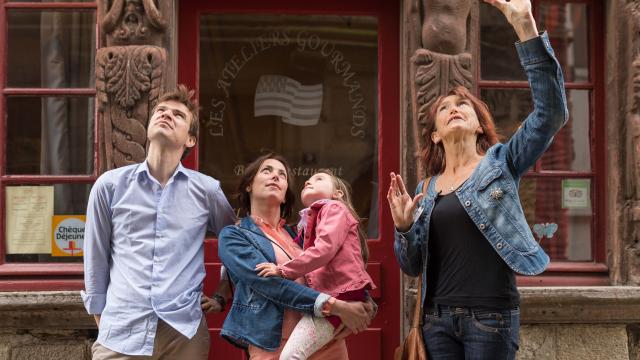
[315,169,369,264]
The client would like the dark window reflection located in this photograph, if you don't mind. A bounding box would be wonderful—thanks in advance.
[538,2,589,83]
[7,11,95,88]
[480,3,526,81]
[481,89,591,172]
[480,88,532,141]
[540,90,591,172]
[6,97,95,175]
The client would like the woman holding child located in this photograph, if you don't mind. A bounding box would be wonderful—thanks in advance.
[218,153,374,359]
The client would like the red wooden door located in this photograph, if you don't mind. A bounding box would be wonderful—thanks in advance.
[179,1,400,359]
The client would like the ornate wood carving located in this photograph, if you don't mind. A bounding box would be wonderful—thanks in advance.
[96,46,166,169]
[410,49,473,175]
[99,0,167,46]
[411,50,473,127]
[96,0,169,171]
[407,0,474,180]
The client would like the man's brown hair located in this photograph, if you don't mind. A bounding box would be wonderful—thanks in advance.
[154,84,199,159]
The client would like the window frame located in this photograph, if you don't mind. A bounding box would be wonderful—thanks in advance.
[0,0,98,290]
[476,0,607,285]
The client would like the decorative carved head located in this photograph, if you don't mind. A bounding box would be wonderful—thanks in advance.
[100,0,167,46]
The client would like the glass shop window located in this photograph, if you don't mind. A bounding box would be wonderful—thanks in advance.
[479,1,603,264]
[1,9,97,264]
[198,14,380,237]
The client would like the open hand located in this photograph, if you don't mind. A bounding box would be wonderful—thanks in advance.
[255,262,283,277]
[484,0,538,42]
[387,172,423,232]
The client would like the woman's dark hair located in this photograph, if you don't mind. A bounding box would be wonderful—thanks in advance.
[236,152,296,219]
[420,86,499,176]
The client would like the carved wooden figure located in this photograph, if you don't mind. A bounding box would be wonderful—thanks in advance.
[96,0,169,171]
[100,0,167,46]
[407,0,474,176]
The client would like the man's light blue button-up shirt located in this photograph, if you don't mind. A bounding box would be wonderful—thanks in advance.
[81,161,235,355]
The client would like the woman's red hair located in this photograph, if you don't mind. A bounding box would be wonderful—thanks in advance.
[419,86,499,177]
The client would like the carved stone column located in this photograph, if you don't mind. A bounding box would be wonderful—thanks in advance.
[95,0,172,171]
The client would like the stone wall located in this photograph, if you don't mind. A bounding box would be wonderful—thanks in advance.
[2,289,640,359]
[0,292,93,360]
[517,287,640,360]
[519,325,630,360]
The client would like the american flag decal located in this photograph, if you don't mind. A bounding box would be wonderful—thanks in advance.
[254,75,323,126]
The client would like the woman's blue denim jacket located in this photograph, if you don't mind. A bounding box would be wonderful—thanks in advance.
[394,32,568,306]
[218,216,329,351]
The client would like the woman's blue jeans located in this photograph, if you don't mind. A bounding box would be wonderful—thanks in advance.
[421,305,520,360]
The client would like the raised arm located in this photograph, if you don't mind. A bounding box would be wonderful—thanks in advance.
[485,0,569,177]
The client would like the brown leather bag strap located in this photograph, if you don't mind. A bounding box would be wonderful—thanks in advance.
[412,274,423,327]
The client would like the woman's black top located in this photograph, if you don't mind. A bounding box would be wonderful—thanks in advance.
[425,191,520,309]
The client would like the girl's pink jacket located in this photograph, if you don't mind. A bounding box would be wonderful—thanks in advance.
[277,200,376,297]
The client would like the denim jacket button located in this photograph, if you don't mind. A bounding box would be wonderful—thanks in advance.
[479,223,486,230]
[496,242,503,249]
[464,200,471,207]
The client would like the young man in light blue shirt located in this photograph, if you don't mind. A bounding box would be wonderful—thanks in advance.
[82,85,235,359]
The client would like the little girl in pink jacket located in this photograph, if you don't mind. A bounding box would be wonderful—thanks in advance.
[256,169,376,359]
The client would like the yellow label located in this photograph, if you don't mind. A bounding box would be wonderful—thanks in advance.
[51,215,86,257]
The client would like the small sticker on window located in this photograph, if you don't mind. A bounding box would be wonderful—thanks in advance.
[533,223,558,243]
[51,215,85,257]
[561,179,590,209]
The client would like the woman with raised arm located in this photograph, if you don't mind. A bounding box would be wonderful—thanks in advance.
[388,1,568,359]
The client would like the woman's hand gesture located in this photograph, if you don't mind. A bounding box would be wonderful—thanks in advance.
[387,172,423,233]
[484,0,538,42]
